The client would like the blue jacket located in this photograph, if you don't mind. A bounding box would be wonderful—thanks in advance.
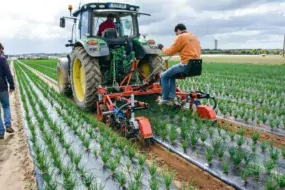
[0,55,14,92]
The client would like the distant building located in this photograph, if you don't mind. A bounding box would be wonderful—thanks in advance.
[214,39,218,50]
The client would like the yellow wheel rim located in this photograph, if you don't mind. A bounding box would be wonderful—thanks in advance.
[139,60,151,77]
[73,58,85,102]
[57,69,63,90]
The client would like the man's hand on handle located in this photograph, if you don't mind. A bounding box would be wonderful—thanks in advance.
[157,44,164,50]
[9,89,14,95]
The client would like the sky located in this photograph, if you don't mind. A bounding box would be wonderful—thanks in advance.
[1,0,285,54]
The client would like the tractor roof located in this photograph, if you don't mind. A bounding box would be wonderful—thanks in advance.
[72,2,144,17]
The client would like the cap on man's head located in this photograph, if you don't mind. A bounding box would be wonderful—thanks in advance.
[0,43,4,50]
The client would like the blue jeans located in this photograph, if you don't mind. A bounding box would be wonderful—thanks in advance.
[0,91,11,135]
[160,63,187,100]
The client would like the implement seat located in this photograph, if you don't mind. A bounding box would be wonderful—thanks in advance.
[174,59,202,79]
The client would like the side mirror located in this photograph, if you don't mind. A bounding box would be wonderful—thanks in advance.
[60,17,66,28]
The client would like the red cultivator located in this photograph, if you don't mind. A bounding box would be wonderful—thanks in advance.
[96,59,217,144]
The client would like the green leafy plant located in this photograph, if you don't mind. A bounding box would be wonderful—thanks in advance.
[115,171,127,188]
[148,161,158,178]
[208,128,214,137]
[200,133,207,143]
[190,131,198,147]
[218,147,225,161]
[241,167,251,184]
[239,128,246,137]
[263,160,277,174]
[169,125,178,144]
[138,154,146,168]
[269,148,280,161]
[127,145,136,161]
[134,168,143,187]
[162,170,175,190]
[99,152,109,166]
[228,146,236,159]
[149,177,159,190]
[205,147,213,165]
[265,177,278,190]
[128,180,139,190]
[272,173,285,188]
[251,145,257,153]
[281,145,285,159]
[73,153,82,169]
[180,126,189,141]
[251,132,260,143]
[83,173,95,188]
[232,148,244,169]
[249,164,262,180]
[83,138,91,151]
[126,161,131,172]
[114,151,122,163]
[222,160,229,174]
[182,139,189,153]
[260,141,268,152]
[211,138,222,153]
[237,136,245,147]
[93,149,98,158]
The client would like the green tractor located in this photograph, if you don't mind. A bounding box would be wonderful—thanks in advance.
[57,2,163,110]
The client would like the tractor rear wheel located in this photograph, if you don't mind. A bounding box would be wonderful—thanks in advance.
[57,60,72,96]
[71,46,102,110]
[139,55,164,79]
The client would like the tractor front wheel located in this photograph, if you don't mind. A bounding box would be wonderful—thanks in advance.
[71,46,102,110]
[57,58,72,96]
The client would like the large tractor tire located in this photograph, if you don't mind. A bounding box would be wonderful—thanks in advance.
[138,55,164,79]
[57,58,72,96]
[70,46,102,110]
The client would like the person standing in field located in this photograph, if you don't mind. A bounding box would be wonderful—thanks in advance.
[0,43,15,139]
[156,23,201,105]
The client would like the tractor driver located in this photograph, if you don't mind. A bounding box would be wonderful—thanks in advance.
[156,23,201,105]
[97,14,119,37]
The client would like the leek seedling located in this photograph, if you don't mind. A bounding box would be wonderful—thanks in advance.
[63,174,77,190]
[221,135,227,143]
[237,136,245,147]
[99,137,106,150]
[44,180,58,190]
[93,149,98,159]
[263,160,277,174]
[268,140,274,149]
[114,151,122,163]
[149,177,159,190]
[211,138,222,153]
[249,164,262,180]
[162,170,175,190]
[108,159,118,175]
[251,145,257,153]
[127,145,136,161]
[53,157,63,172]
[190,131,198,147]
[138,154,146,168]
[83,138,91,151]
[134,168,143,187]
[260,141,268,152]
[269,148,279,161]
[68,149,75,161]
[272,173,285,188]
[243,152,254,167]
[265,177,278,190]
[78,164,87,178]
[182,139,189,153]
[148,161,158,178]
[126,161,131,172]
[62,165,74,180]
[180,126,188,141]
[232,149,244,169]
[251,132,260,144]
[208,128,214,137]
[222,160,229,174]
[128,180,139,190]
[229,131,236,141]
[73,153,82,169]
[115,171,126,188]
[281,145,285,159]
[241,167,251,184]
[200,132,207,143]
[218,147,225,161]
[84,173,95,188]
[228,146,236,159]
[205,147,213,165]
[118,139,126,153]
[239,128,246,137]
[99,152,109,166]
[169,125,178,144]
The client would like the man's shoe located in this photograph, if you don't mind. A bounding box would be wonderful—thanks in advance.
[6,127,15,133]
[158,99,169,105]
[0,133,4,139]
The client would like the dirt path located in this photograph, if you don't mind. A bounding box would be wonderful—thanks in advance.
[0,62,36,190]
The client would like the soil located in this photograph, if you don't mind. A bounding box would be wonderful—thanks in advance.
[218,118,285,148]
[143,143,235,190]
[0,62,36,190]
[22,62,235,190]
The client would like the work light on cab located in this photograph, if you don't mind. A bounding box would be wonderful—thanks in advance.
[88,40,98,45]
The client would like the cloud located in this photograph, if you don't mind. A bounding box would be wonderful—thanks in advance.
[1,0,285,54]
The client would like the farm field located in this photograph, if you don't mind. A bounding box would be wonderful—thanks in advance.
[14,57,285,190]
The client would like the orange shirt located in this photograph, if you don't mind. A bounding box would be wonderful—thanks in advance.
[162,30,201,64]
